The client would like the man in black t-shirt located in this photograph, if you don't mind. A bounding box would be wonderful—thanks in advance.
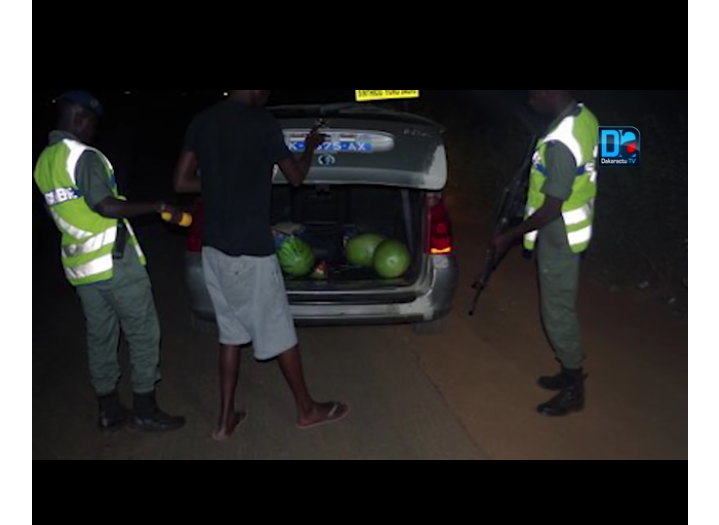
[174,90,351,441]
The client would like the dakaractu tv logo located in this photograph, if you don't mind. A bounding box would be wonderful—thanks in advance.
[599,127,641,167]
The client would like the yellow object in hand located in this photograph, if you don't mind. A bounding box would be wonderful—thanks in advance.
[179,213,193,227]
[162,212,193,228]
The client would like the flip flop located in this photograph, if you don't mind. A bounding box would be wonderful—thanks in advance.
[296,403,351,431]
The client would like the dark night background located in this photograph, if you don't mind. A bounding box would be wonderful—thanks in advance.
[32,89,689,316]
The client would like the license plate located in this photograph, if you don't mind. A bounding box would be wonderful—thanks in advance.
[285,131,394,154]
[288,140,373,153]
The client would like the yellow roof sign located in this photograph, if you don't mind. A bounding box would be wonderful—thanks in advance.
[355,90,420,102]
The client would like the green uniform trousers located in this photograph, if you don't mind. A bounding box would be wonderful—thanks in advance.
[537,223,586,370]
[75,247,161,396]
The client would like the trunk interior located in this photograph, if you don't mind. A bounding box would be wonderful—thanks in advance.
[271,184,426,290]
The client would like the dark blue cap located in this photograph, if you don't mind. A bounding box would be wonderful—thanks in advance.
[57,90,104,116]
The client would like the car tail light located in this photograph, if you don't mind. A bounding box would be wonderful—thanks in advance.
[426,192,454,255]
[187,199,205,253]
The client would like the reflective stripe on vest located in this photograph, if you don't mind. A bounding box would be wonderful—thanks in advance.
[543,109,588,167]
[63,140,115,185]
[125,222,146,262]
[563,203,592,226]
[524,203,594,247]
[50,209,94,240]
[65,254,114,282]
[62,227,117,259]
[568,225,593,247]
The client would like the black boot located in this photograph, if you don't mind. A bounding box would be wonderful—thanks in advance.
[538,367,588,391]
[98,391,130,431]
[537,371,586,417]
[132,391,186,433]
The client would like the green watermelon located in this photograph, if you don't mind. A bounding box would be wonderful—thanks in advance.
[278,237,316,277]
[346,233,387,268]
[374,240,411,279]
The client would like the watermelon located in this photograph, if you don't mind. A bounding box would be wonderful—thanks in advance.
[278,237,316,277]
[374,240,411,279]
[346,233,387,268]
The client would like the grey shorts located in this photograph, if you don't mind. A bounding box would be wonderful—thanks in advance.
[202,247,298,361]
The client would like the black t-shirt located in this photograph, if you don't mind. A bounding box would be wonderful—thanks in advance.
[184,100,292,257]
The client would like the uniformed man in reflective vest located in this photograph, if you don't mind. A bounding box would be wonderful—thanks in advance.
[492,90,600,417]
[34,91,186,432]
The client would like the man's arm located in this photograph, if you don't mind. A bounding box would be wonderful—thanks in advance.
[77,152,178,220]
[276,127,326,188]
[94,198,165,219]
[277,144,316,187]
[502,197,564,242]
[173,151,201,194]
[174,115,202,194]
[492,142,577,256]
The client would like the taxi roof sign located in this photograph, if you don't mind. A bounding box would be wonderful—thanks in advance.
[355,90,420,102]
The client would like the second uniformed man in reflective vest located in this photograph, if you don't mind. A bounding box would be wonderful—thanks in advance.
[491,90,600,417]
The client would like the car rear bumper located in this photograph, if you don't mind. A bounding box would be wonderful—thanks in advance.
[185,252,458,326]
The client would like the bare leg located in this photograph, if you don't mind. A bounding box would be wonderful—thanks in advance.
[213,344,247,442]
[277,345,351,429]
